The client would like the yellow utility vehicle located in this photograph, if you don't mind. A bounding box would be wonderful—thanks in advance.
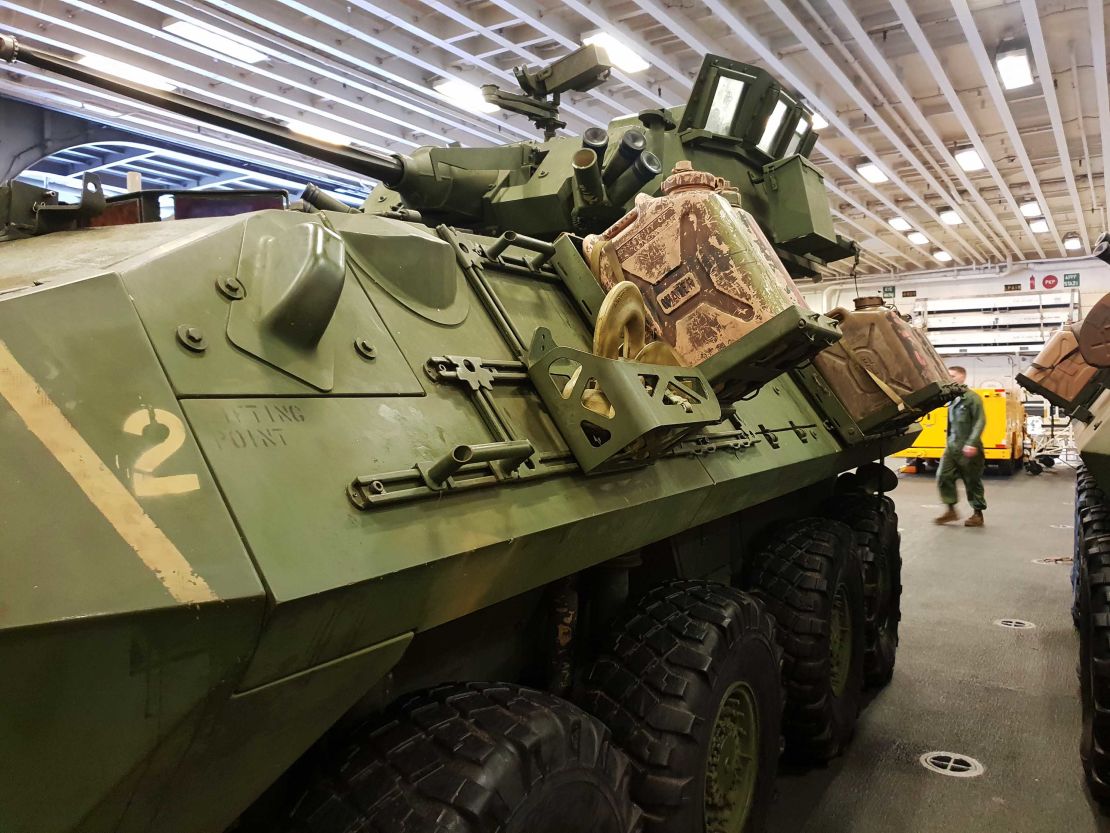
[893,387,1026,474]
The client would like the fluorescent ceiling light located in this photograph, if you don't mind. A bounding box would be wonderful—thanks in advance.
[433,78,500,114]
[954,148,985,172]
[811,112,828,130]
[1029,218,1050,234]
[907,231,929,245]
[1064,235,1083,251]
[286,119,352,146]
[78,54,176,92]
[939,209,963,226]
[888,216,912,232]
[582,32,649,74]
[164,20,267,64]
[856,161,888,184]
[934,250,953,262]
[1020,199,1042,217]
[996,42,1034,90]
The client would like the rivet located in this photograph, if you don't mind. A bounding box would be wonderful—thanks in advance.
[538,170,548,178]
[216,276,245,300]
[355,338,377,360]
[176,325,207,353]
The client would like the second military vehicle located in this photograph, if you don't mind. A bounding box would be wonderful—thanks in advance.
[0,36,959,833]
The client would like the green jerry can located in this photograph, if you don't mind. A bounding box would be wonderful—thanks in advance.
[813,296,960,433]
[0,34,948,833]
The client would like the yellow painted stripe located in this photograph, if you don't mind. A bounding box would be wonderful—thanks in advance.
[0,340,217,604]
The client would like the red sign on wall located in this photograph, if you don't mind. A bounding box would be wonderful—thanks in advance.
[1043,275,1059,289]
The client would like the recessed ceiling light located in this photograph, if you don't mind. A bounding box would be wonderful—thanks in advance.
[164,20,267,64]
[286,119,352,146]
[1020,199,1042,217]
[811,112,828,130]
[889,216,912,232]
[856,161,888,184]
[934,250,953,262]
[433,78,500,114]
[1029,218,1050,234]
[78,53,176,91]
[996,40,1034,90]
[1064,235,1083,251]
[582,32,649,74]
[907,231,929,245]
[954,148,985,172]
[939,209,963,226]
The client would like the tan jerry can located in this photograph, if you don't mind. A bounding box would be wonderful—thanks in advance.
[581,161,839,399]
[813,296,952,431]
[1017,324,1101,411]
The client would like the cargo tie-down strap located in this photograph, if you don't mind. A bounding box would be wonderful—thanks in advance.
[840,345,907,413]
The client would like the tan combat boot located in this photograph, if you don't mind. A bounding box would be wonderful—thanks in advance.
[964,510,984,527]
[934,505,959,525]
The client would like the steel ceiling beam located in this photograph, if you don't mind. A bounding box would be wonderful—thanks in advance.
[129,0,481,144]
[826,181,929,270]
[337,0,606,127]
[0,69,377,193]
[948,0,1066,256]
[758,0,993,264]
[1092,0,1110,234]
[175,0,532,142]
[1020,0,1090,250]
[1,6,412,155]
[818,0,1025,261]
[1071,52,1101,225]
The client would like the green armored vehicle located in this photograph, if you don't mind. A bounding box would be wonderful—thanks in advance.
[1018,248,1110,807]
[0,37,948,833]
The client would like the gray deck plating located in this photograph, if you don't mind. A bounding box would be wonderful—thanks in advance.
[768,464,1110,833]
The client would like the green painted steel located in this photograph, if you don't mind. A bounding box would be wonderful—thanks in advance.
[0,47,923,833]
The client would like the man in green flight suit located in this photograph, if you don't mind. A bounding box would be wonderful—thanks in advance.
[935,365,987,527]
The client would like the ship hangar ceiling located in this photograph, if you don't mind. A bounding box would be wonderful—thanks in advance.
[0,0,1105,277]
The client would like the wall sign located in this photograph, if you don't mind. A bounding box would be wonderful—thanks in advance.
[881,285,895,298]
[1042,274,1058,289]
[1004,283,1022,292]
[1064,272,1080,287]
[902,290,917,298]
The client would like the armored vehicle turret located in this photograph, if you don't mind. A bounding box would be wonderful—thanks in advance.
[0,34,954,833]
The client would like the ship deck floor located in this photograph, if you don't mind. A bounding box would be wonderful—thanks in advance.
[767,462,1109,833]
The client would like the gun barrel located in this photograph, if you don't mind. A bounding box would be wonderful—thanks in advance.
[0,34,406,187]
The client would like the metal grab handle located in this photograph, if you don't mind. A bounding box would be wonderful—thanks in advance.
[425,440,534,486]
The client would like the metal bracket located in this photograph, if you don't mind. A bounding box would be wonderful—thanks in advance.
[756,424,781,449]
[526,327,721,474]
[348,439,576,510]
[425,355,528,391]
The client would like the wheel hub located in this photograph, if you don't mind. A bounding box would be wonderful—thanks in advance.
[704,682,760,833]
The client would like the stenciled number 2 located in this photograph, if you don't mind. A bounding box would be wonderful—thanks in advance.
[123,408,201,497]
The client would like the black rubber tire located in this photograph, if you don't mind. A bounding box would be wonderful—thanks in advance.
[742,518,866,762]
[276,683,641,833]
[580,581,783,833]
[1080,534,1110,804]
[821,494,902,688]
